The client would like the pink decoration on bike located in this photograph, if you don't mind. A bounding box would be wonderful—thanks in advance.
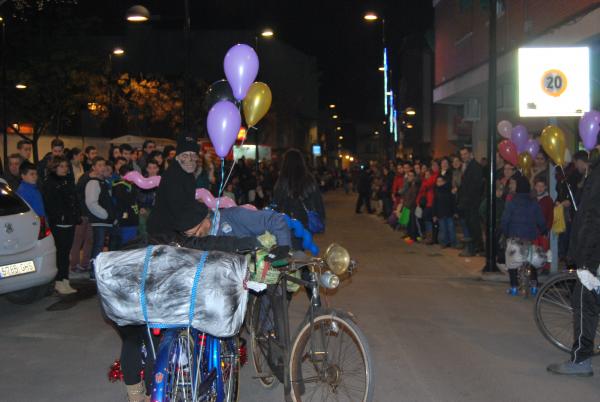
[123,171,162,189]
[195,188,237,209]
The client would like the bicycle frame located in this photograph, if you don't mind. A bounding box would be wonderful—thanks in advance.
[151,327,225,402]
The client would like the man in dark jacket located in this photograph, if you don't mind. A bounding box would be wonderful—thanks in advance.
[147,134,205,236]
[548,156,600,377]
[457,147,484,256]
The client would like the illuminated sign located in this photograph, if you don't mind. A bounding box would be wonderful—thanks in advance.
[312,145,322,156]
[518,47,590,117]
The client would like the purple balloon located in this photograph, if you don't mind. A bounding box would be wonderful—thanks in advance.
[578,110,600,151]
[511,125,529,154]
[207,101,241,158]
[524,139,540,158]
[224,44,259,101]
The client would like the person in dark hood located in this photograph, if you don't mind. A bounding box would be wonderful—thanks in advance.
[548,155,600,377]
[432,175,456,248]
[147,134,207,236]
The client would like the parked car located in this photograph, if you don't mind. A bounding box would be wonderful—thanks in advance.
[0,180,56,304]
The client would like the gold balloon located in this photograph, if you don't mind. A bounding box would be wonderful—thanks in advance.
[243,82,272,127]
[518,152,533,174]
[540,125,566,167]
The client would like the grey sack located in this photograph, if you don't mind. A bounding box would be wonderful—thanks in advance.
[95,245,249,337]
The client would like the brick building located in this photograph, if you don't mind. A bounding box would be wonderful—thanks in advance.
[432,0,600,158]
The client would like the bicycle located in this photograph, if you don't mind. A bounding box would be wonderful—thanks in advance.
[534,271,600,355]
[248,243,374,402]
[150,328,239,402]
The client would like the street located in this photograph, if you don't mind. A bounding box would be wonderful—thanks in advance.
[1,190,600,402]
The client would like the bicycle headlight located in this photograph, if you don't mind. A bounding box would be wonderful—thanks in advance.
[324,243,350,275]
[319,271,340,289]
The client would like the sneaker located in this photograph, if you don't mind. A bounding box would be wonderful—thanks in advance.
[55,280,76,295]
[62,279,78,294]
[530,287,538,296]
[547,359,593,377]
[507,287,518,296]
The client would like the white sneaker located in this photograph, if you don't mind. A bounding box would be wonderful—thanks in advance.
[55,280,77,295]
[62,279,78,294]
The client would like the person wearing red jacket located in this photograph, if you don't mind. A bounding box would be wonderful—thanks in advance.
[416,165,439,244]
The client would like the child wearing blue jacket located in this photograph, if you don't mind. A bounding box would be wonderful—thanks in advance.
[17,161,46,218]
[501,175,547,295]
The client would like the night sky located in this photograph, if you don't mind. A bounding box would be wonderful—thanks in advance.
[77,0,433,122]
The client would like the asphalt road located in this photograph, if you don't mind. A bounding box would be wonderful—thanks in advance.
[1,190,599,401]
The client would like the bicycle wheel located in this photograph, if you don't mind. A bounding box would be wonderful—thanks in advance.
[249,293,277,388]
[535,273,600,355]
[290,314,374,402]
[220,337,240,402]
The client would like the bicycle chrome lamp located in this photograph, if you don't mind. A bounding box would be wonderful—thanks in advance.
[323,243,351,275]
[319,271,340,289]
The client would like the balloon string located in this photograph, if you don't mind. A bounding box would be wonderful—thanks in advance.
[559,165,578,212]
[221,128,253,190]
[210,159,226,236]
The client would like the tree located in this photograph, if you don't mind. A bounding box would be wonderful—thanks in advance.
[5,3,104,161]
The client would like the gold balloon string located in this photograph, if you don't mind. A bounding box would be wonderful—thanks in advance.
[558,165,578,212]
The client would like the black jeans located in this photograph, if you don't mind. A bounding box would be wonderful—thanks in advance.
[571,281,600,363]
[355,192,372,213]
[116,325,157,390]
[52,225,75,281]
[464,208,483,251]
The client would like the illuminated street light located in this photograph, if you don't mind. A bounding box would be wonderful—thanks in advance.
[344,155,350,160]
[374,131,379,135]
[406,123,414,129]
[329,104,336,109]
[261,28,274,38]
[15,83,27,89]
[405,107,416,116]
[126,5,150,22]
[332,115,338,119]
[378,66,385,71]
[364,12,378,21]
[349,157,355,162]
[339,135,344,140]
[112,47,125,56]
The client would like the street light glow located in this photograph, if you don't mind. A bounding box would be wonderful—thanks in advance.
[378,66,385,71]
[364,12,378,21]
[336,127,342,131]
[350,157,354,162]
[345,155,350,160]
[15,84,27,89]
[113,47,125,56]
[332,115,338,119]
[126,5,150,22]
[261,28,274,38]
[339,136,344,140]
[405,107,416,116]
[406,123,414,129]
[374,131,379,135]
[329,104,336,109]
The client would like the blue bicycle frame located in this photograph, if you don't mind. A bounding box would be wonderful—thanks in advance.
[151,328,225,402]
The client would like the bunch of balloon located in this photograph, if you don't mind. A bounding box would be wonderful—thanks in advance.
[497,120,540,177]
[540,124,578,211]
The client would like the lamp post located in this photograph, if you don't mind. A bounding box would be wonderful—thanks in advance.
[106,47,124,136]
[126,3,192,133]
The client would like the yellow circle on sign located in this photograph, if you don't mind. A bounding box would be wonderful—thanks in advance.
[541,69,567,97]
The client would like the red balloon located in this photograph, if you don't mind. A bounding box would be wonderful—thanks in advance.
[498,140,518,166]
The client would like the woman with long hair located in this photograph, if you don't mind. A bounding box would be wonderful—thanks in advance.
[273,149,325,250]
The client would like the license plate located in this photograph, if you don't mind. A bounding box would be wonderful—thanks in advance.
[0,261,36,279]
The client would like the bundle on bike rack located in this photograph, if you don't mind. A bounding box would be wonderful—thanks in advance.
[95,245,248,337]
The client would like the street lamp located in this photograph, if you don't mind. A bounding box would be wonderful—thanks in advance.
[15,83,27,89]
[339,135,343,140]
[261,28,274,38]
[329,104,336,109]
[336,126,341,131]
[126,5,150,22]
[112,47,125,56]
[405,107,416,116]
[332,115,338,119]
[378,66,384,72]
[363,12,378,21]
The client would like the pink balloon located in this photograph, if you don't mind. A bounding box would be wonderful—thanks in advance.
[497,120,512,139]
[498,140,518,166]
[195,188,237,209]
[123,171,162,190]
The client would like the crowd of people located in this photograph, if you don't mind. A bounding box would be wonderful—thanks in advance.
[350,146,598,294]
[0,137,309,296]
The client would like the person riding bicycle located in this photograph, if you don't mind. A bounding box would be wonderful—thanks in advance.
[500,175,547,296]
[547,152,600,377]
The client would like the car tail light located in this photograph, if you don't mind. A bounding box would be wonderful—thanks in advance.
[38,216,51,239]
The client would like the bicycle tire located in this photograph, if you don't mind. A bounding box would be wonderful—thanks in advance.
[534,273,600,355]
[289,313,374,402]
[249,294,277,388]
[221,337,240,402]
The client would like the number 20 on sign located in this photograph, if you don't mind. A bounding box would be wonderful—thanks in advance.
[541,69,567,97]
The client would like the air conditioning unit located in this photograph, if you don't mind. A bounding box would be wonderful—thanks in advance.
[463,99,480,122]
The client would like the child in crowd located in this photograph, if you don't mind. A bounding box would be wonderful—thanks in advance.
[17,161,46,218]
[501,176,547,296]
[112,166,140,249]
[533,177,553,273]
